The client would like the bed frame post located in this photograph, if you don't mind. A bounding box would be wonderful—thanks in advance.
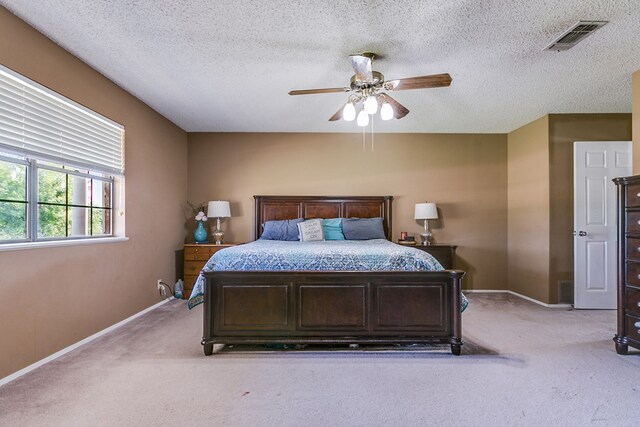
[202,282,214,355]
[451,272,463,356]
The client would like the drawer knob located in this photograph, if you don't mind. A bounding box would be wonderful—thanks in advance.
[637,220,640,225]
[637,192,640,198]
[637,274,640,280]
[636,247,640,253]
[636,321,640,328]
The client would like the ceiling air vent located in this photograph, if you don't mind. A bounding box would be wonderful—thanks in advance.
[544,20,608,51]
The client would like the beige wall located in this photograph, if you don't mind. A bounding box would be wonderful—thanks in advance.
[187,132,508,292]
[548,114,632,303]
[507,116,550,303]
[0,8,187,378]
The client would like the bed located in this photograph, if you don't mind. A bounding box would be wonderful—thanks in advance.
[192,195,466,355]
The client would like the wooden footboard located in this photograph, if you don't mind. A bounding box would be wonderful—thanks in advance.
[202,270,465,355]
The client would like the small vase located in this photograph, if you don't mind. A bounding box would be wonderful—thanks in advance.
[193,220,207,243]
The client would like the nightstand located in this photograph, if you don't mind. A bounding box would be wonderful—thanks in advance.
[410,244,457,269]
[183,243,239,299]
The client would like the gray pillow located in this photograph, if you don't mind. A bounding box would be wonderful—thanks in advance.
[341,217,386,240]
[261,218,304,241]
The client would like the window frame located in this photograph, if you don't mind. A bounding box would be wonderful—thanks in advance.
[0,153,116,244]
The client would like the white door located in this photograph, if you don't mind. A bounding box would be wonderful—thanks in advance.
[574,141,632,309]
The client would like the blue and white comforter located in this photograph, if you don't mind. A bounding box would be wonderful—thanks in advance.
[187,239,468,311]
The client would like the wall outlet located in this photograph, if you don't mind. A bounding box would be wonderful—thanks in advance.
[157,279,163,290]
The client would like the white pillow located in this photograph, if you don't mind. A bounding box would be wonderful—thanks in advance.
[297,219,325,242]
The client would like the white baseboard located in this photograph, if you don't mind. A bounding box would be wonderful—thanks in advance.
[0,298,173,388]
[465,289,573,309]
[464,290,509,294]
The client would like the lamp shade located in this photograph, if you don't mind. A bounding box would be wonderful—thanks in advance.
[208,200,231,218]
[415,202,438,220]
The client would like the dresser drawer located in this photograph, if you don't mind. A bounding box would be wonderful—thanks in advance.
[626,263,640,286]
[627,211,640,234]
[626,185,640,207]
[627,238,640,260]
[185,247,211,260]
[627,288,640,316]
[626,315,640,343]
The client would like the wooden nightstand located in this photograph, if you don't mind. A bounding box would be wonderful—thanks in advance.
[183,243,238,299]
[409,244,457,269]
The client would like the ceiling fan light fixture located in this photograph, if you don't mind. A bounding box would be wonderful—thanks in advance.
[364,96,378,115]
[343,102,356,121]
[357,109,369,127]
[380,102,393,120]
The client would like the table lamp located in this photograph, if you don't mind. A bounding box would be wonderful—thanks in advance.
[208,200,231,245]
[415,202,438,246]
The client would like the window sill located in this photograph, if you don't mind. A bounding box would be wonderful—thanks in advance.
[0,236,129,252]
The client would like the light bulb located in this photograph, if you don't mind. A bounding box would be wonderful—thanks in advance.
[380,102,393,120]
[343,102,356,121]
[364,96,378,115]
[357,109,369,127]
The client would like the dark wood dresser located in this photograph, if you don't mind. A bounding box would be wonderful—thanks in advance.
[409,244,457,270]
[613,175,640,354]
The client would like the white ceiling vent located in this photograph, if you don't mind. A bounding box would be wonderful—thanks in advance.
[544,21,608,51]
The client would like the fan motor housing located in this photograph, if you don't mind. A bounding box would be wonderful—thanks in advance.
[350,71,384,90]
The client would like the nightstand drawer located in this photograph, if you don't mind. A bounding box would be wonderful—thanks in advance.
[626,315,640,343]
[185,247,212,260]
[627,288,640,316]
[184,260,206,275]
[627,238,640,260]
[626,184,640,207]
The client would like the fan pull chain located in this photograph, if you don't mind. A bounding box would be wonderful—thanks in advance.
[371,115,374,152]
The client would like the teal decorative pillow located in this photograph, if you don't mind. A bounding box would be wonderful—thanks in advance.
[322,218,345,240]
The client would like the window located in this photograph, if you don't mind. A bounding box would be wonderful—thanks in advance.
[0,65,124,245]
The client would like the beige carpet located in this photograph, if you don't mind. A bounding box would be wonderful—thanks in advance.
[0,294,639,426]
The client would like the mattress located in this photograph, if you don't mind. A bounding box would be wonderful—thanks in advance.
[187,239,468,310]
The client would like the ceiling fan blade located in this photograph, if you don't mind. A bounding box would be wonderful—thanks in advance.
[349,54,374,82]
[328,103,346,121]
[384,73,452,91]
[289,87,351,96]
[378,93,409,119]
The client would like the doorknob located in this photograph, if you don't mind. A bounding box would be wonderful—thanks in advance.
[577,231,587,237]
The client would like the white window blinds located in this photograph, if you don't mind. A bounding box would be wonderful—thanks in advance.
[0,64,124,175]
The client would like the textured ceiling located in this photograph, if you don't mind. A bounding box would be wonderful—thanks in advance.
[2,0,640,133]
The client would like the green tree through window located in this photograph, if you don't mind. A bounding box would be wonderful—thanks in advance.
[0,156,113,242]
[0,158,27,240]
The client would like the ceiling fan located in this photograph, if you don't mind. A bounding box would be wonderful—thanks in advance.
[288,52,452,126]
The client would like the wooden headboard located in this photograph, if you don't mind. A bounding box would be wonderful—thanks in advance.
[254,195,393,240]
